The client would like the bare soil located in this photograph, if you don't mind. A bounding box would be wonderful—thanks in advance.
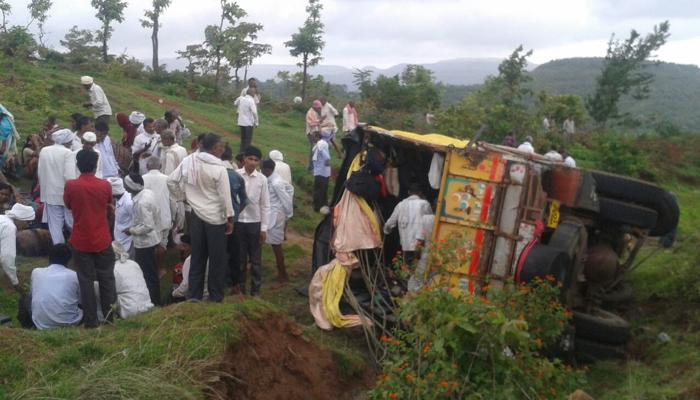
[207,316,373,400]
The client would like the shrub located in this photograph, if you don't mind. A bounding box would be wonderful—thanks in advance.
[369,277,583,399]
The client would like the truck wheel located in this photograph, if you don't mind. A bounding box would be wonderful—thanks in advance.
[599,281,634,307]
[649,191,679,237]
[574,337,626,363]
[572,308,631,345]
[517,244,571,285]
[598,197,658,230]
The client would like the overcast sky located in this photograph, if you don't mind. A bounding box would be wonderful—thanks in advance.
[5,0,700,68]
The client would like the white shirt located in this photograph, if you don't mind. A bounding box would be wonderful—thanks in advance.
[168,152,234,225]
[66,148,102,180]
[132,132,161,156]
[37,143,73,205]
[544,150,564,162]
[272,159,292,185]
[113,258,154,318]
[416,214,435,243]
[564,156,577,168]
[563,119,575,135]
[321,102,338,130]
[88,83,112,117]
[237,168,270,231]
[160,144,188,176]
[517,141,535,154]
[384,195,433,251]
[31,264,83,330]
[234,95,259,127]
[240,86,261,104]
[0,215,17,285]
[143,170,172,231]
[268,172,294,219]
[172,256,209,299]
[342,105,358,132]
[96,136,119,178]
[114,192,134,251]
[129,189,162,249]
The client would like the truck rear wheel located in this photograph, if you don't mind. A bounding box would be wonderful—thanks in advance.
[572,308,631,345]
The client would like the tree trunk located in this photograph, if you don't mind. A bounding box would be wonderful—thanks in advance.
[152,15,159,73]
[102,24,109,63]
[301,53,308,101]
[234,65,240,90]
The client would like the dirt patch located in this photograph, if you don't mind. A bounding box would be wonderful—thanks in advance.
[207,316,373,400]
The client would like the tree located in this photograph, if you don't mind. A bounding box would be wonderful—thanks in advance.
[60,25,101,64]
[176,44,210,82]
[0,25,36,58]
[586,21,671,127]
[222,21,271,88]
[91,0,127,63]
[284,0,324,101]
[0,0,10,33]
[204,0,245,87]
[26,0,52,47]
[141,0,171,73]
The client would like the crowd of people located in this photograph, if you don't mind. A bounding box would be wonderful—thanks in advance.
[1,75,353,330]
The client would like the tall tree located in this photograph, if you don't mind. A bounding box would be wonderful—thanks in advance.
[91,0,127,63]
[223,21,271,87]
[586,21,671,127]
[176,44,210,82]
[26,0,52,47]
[205,0,245,87]
[61,25,101,63]
[284,0,324,101]
[141,0,171,73]
[0,1,10,33]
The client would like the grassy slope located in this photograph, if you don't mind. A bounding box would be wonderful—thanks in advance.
[0,62,363,398]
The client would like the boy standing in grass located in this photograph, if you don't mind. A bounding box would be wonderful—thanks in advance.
[311,132,331,215]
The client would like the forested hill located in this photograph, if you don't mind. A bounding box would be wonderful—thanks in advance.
[528,58,700,130]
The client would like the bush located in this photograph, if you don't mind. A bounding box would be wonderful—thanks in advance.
[369,279,583,399]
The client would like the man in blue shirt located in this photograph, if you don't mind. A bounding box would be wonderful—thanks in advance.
[311,132,331,214]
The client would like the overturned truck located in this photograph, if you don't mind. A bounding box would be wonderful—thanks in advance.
[311,125,679,360]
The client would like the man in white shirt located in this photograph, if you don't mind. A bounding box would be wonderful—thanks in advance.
[517,136,535,154]
[234,88,259,152]
[562,149,577,168]
[171,235,209,300]
[544,147,564,162]
[95,120,119,178]
[268,150,292,185]
[38,129,75,244]
[342,101,358,134]
[167,133,233,302]
[319,97,342,157]
[66,131,102,180]
[160,130,188,176]
[124,174,162,306]
[143,157,172,274]
[383,183,433,265]
[81,76,112,127]
[563,117,575,140]
[111,242,154,318]
[132,118,161,156]
[240,78,261,104]
[108,177,134,258]
[236,146,270,296]
[29,244,83,330]
[0,204,35,290]
[261,159,294,285]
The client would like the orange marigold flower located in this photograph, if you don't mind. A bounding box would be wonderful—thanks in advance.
[535,338,543,349]
[389,393,398,400]
[392,340,401,346]
[422,344,431,353]
[451,362,457,369]
[405,373,414,383]
[439,380,450,389]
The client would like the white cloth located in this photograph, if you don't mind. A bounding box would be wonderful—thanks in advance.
[266,210,286,246]
[172,256,209,299]
[129,111,145,125]
[31,264,83,330]
[428,153,445,189]
[269,150,292,185]
[114,192,134,252]
[342,105,358,132]
[160,144,188,176]
[0,215,17,285]
[37,143,73,205]
[96,136,119,178]
[81,76,93,85]
[66,148,102,180]
[383,195,433,252]
[70,135,82,152]
[6,204,35,221]
[129,189,161,249]
[168,152,234,226]
[266,173,293,245]
[132,132,161,156]
[88,84,112,117]
[544,150,563,162]
[564,156,577,168]
[312,140,331,177]
[44,204,70,245]
[109,177,125,195]
[408,214,436,292]
[51,129,74,145]
[563,119,575,135]
[236,168,270,231]
[234,95,259,127]
[113,258,154,318]
[321,102,339,130]
[517,141,535,154]
[143,170,172,231]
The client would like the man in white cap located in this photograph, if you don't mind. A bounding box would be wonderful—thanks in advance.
[66,131,102,180]
[128,111,146,137]
[159,129,187,176]
[38,129,75,244]
[0,203,35,291]
[269,150,292,185]
[81,76,112,127]
[517,136,535,154]
[108,177,134,258]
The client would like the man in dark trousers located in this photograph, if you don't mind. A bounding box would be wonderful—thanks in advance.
[64,149,115,328]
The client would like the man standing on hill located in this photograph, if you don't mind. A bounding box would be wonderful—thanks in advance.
[269,150,292,185]
[319,97,342,157]
[240,78,261,104]
[143,157,172,276]
[38,129,74,244]
[261,159,294,285]
[342,101,358,135]
[234,88,259,153]
[160,130,188,176]
[81,76,112,127]
[95,121,120,178]
[64,150,115,328]
[563,117,576,141]
[167,133,234,302]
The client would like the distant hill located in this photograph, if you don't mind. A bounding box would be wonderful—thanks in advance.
[529,58,700,131]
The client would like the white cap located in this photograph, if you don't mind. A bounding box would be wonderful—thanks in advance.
[51,129,75,145]
[82,131,97,143]
[81,76,94,85]
[129,111,145,125]
[6,204,35,221]
[269,150,284,162]
[108,177,125,195]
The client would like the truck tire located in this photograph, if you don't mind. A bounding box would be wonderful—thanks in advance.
[517,244,571,285]
[574,337,626,363]
[649,191,680,237]
[598,197,658,230]
[572,308,631,345]
[599,281,634,307]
